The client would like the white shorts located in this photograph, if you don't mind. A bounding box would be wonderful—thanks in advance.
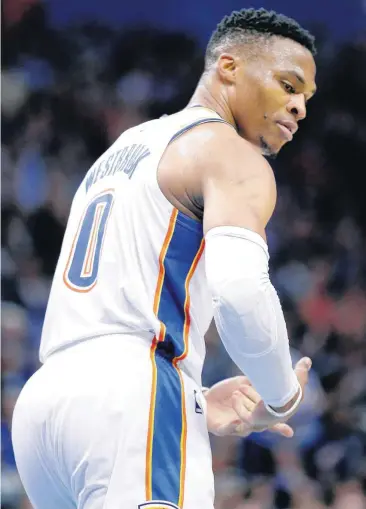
[12,334,214,509]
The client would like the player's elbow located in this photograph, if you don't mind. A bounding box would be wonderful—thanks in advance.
[208,271,266,315]
[205,226,271,315]
[205,226,275,355]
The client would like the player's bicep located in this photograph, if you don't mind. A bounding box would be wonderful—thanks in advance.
[202,140,276,240]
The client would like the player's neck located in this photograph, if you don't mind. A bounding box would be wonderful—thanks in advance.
[187,79,236,129]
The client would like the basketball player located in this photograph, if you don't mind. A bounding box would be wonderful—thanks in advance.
[12,8,316,509]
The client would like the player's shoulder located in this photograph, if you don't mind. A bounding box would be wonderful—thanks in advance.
[175,119,268,162]
[173,120,273,185]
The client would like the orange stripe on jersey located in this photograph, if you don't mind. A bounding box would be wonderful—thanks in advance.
[153,209,178,315]
[171,237,205,507]
[146,208,178,501]
[173,365,188,509]
[146,208,205,506]
[174,238,205,363]
[145,338,158,501]
[152,208,178,341]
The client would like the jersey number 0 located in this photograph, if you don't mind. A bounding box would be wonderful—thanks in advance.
[63,190,115,292]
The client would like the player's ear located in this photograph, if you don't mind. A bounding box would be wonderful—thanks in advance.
[217,53,238,84]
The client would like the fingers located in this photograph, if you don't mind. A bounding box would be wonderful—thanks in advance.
[231,391,253,424]
[230,392,296,438]
[233,385,260,414]
[215,391,251,437]
[268,423,294,438]
[236,376,251,385]
[238,384,261,407]
[231,390,268,436]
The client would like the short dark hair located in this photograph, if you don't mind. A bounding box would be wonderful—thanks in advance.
[206,8,316,68]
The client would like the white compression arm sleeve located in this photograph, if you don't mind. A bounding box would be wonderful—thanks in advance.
[205,226,299,408]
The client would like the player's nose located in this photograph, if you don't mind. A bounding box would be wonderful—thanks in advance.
[287,94,306,121]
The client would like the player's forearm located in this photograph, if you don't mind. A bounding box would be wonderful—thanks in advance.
[205,226,300,410]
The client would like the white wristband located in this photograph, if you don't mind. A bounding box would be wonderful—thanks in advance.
[265,384,302,418]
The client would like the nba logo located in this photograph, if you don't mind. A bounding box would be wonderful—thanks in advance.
[194,390,203,414]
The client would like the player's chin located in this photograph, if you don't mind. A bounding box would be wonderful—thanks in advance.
[259,135,282,159]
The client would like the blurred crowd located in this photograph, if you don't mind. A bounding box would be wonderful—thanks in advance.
[2,3,366,508]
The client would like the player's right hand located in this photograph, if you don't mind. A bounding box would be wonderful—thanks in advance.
[204,375,294,438]
[232,357,312,434]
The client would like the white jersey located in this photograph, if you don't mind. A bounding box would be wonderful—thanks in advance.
[40,107,228,383]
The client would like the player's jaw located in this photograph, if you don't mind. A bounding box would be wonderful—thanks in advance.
[259,115,299,157]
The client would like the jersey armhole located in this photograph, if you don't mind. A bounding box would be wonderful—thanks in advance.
[169,117,233,144]
[149,117,234,225]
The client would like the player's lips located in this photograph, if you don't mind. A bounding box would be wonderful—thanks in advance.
[276,120,298,141]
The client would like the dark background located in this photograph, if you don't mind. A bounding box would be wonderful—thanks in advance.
[47,0,366,42]
[2,1,366,507]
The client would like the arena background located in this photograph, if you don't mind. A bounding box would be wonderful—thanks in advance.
[2,1,366,507]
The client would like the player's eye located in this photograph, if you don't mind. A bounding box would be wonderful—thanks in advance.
[282,81,296,94]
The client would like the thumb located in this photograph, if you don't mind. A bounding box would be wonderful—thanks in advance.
[269,422,294,438]
[295,356,312,372]
[294,357,312,387]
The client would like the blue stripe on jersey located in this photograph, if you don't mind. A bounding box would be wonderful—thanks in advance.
[148,211,203,504]
[156,211,203,359]
[151,354,184,503]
